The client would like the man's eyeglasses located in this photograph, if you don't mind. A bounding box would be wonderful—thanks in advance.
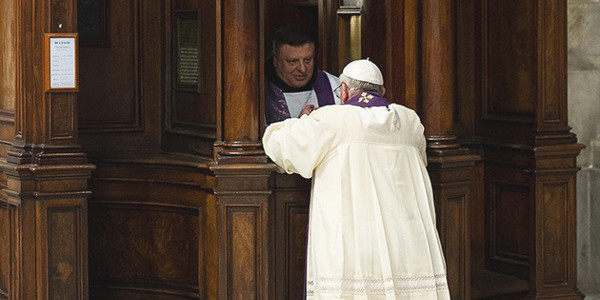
[334,85,341,99]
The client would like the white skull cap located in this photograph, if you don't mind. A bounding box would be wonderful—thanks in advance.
[341,58,384,85]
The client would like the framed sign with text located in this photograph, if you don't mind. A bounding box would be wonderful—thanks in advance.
[44,33,79,92]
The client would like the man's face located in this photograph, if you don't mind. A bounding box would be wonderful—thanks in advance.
[273,43,315,88]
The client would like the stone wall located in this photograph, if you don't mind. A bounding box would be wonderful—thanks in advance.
[568,0,600,297]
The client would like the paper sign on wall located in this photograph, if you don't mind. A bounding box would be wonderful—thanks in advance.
[44,33,79,92]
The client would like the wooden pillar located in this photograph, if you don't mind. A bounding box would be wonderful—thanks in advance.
[524,1,584,299]
[210,0,274,299]
[421,0,477,299]
[1,0,95,299]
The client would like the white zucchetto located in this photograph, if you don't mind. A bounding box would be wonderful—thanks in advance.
[341,59,384,85]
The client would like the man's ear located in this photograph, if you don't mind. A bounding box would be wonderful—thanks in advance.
[382,87,386,96]
[340,83,350,104]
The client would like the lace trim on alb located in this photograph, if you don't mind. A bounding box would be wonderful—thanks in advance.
[306,273,448,296]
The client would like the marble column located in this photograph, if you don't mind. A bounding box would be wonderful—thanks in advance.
[568,0,600,298]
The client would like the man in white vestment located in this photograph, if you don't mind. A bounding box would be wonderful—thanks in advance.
[265,25,340,124]
[263,59,451,299]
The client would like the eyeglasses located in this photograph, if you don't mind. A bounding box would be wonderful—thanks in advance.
[334,85,341,99]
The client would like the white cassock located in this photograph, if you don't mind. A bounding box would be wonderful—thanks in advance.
[262,103,451,300]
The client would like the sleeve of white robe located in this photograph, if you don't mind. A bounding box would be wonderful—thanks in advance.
[418,133,428,166]
[262,112,336,179]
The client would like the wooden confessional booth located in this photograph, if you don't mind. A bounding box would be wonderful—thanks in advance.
[0,0,584,299]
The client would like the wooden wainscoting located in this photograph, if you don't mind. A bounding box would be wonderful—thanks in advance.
[87,154,216,300]
[271,173,311,300]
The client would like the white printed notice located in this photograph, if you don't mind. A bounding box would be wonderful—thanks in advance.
[49,37,76,89]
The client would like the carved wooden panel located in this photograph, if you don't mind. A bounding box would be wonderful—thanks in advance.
[49,93,75,141]
[218,197,269,300]
[163,0,217,157]
[78,0,164,153]
[166,8,215,137]
[0,204,12,299]
[540,181,567,285]
[211,148,274,300]
[428,154,475,300]
[0,0,16,116]
[530,144,582,298]
[272,174,310,300]
[229,208,259,299]
[0,0,16,144]
[538,0,570,134]
[540,1,561,124]
[488,180,530,276]
[36,198,87,300]
[455,0,477,139]
[0,201,18,300]
[438,194,469,300]
[482,0,536,123]
[467,148,486,270]
[485,151,531,281]
[87,159,213,300]
[89,203,201,299]
[78,0,143,132]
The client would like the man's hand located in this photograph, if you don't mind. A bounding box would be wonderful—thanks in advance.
[299,104,317,117]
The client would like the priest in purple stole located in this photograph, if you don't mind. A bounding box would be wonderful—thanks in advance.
[265,25,340,125]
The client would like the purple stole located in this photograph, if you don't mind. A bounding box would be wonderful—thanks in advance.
[344,91,390,107]
[265,70,335,124]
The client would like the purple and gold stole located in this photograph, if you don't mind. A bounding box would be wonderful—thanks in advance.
[265,70,335,124]
[344,91,390,107]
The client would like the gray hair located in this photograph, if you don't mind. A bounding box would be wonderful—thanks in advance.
[339,74,384,96]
